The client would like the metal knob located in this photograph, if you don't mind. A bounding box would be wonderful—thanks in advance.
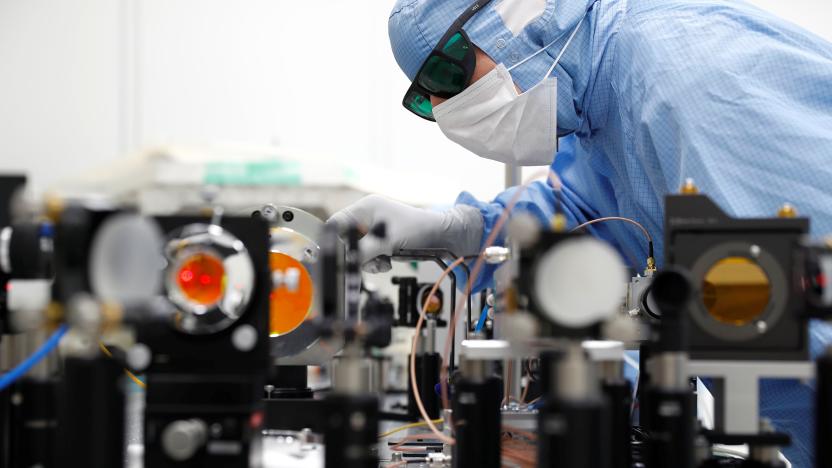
[161,419,208,461]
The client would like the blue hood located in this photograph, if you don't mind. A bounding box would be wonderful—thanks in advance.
[388,0,599,133]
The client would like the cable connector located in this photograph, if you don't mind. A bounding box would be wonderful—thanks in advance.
[483,246,510,265]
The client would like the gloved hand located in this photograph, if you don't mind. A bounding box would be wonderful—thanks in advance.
[326,195,484,273]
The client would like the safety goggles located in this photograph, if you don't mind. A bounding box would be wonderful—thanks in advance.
[401,0,493,121]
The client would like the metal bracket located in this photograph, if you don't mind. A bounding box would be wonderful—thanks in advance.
[688,360,814,433]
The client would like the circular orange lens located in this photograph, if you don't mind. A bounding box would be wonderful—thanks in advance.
[176,253,226,306]
[702,257,771,326]
[269,252,314,336]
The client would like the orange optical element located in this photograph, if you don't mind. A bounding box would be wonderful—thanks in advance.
[176,253,226,306]
[269,252,314,336]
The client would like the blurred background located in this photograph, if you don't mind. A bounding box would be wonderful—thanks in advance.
[1,0,830,207]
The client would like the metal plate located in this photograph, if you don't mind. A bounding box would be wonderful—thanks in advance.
[251,205,344,364]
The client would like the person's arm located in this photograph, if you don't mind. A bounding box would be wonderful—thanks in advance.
[455,136,622,292]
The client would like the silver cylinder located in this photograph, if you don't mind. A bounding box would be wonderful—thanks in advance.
[1,330,60,379]
[367,357,387,394]
[460,356,488,383]
[0,336,13,371]
[504,164,521,189]
[749,445,780,465]
[426,318,437,355]
[649,352,689,392]
[332,345,367,395]
[503,358,523,404]
[749,419,782,464]
[598,360,625,385]
[555,342,600,402]
[27,329,60,379]
[332,347,387,395]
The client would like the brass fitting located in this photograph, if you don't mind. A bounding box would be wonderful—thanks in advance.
[43,193,65,223]
[423,295,442,315]
[45,302,64,329]
[777,203,798,218]
[680,178,699,195]
[504,286,518,314]
[100,302,125,333]
[551,213,567,232]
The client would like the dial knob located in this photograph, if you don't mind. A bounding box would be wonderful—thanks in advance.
[162,419,208,461]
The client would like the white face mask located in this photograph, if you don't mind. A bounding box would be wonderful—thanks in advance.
[432,12,587,166]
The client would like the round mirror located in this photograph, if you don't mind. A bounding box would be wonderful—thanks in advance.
[533,237,627,328]
[90,214,164,304]
[164,224,255,335]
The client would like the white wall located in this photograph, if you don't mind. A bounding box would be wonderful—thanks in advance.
[750,0,832,42]
[0,0,830,202]
[0,0,121,191]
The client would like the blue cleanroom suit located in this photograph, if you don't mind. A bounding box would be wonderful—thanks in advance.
[389,0,832,465]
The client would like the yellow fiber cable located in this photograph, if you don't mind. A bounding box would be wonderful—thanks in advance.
[98,342,147,389]
[378,419,443,439]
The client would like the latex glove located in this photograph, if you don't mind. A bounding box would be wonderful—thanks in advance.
[326,195,483,273]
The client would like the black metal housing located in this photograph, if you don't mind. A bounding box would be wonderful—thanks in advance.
[817,350,832,467]
[665,194,809,360]
[56,357,125,468]
[537,397,611,468]
[3,379,58,468]
[603,380,633,468]
[323,394,379,468]
[641,390,696,468]
[407,352,441,421]
[453,376,501,468]
[140,216,271,468]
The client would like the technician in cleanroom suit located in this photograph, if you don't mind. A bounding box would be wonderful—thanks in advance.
[328,0,832,464]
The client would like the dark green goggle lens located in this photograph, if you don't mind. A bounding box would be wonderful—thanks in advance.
[405,91,434,119]
[414,32,471,95]
[442,32,470,61]
[418,56,468,95]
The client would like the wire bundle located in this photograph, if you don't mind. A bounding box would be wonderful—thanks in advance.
[404,168,656,458]
[501,427,537,468]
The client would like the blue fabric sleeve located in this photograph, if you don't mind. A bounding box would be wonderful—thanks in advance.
[452,136,634,293]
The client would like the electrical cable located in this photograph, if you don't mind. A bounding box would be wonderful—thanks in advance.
[622,352,640,372]
[501,430,537,468]
[409,170,562,445]
[389,432,444,453]
[439,169,562,415]
[502,360,514,405]
[501,425,538,441]
[379,419,444,439]
[98,342,146,389]
[570,216,655,269]
[0,324,69,392]
[474,305,489,333]
[409,256,466,445]
[519,377,530,404]
[622,352,640,416]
